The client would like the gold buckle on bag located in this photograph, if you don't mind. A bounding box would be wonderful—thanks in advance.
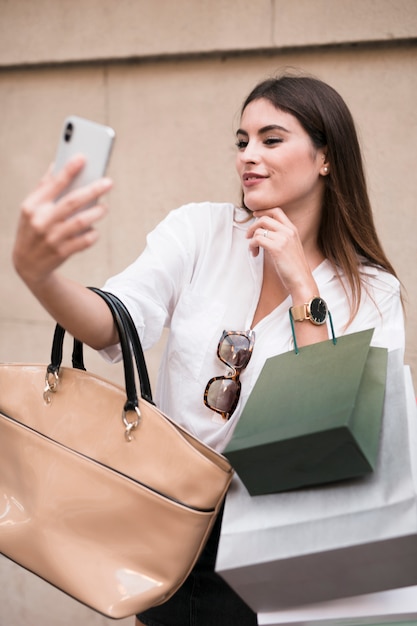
[122,406,141,442]
[43,370,59,404]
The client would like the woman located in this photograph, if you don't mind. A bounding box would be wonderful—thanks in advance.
[13,74,404,625]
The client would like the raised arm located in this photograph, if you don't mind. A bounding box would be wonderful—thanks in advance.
[12,155,118,349]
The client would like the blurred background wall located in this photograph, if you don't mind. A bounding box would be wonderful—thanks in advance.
[0,1,416,624]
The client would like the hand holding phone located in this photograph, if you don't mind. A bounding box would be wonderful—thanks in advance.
[13,116,115,287]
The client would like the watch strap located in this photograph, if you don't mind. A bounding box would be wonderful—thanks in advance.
[289,307,337,355]
[290,303,309,322]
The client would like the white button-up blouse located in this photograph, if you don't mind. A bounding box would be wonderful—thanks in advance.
[103,202,405,452]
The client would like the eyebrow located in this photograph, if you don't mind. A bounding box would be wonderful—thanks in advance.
[236,124,291,137]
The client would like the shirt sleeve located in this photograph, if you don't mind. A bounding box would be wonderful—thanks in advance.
[346,268,405,354]
[100,204,199,361]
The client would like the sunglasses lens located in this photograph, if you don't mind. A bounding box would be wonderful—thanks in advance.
[219,334,252,369]
[206,378,239,415]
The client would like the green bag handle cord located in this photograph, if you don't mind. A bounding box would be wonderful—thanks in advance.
[289,308,337,355]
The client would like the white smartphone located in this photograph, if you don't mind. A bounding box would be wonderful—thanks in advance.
[53,115,115,207]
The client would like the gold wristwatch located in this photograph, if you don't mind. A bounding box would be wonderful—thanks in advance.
[290,296,328,326]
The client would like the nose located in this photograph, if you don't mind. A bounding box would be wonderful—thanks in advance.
[238,139,261,164]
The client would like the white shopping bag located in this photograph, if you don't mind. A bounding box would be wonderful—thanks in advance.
[258,584,417,626]
[216,351,417,613]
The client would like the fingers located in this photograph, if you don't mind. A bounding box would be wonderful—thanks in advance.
[246,208,291,238]
[53,176,113,221]
[48,218,102,260]
[247,212,296,258]
[27,154,87,207]
[47,202,108,248]
[14,157,113,285]
[24,158,112,224]
[246,223,271,257]
[13,201,108,285]
[22,164,112,232]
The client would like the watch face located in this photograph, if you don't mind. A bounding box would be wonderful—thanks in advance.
[309,297,328,325]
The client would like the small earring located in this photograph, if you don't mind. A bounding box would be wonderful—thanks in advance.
[323,167,329,174]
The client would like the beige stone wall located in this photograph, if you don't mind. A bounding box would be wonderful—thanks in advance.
[1,1,416,624]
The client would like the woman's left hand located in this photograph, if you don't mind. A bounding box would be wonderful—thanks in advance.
[247,207,328,347]
[246,207,317,295]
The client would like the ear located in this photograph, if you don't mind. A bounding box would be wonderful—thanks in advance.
[320,152,330,176]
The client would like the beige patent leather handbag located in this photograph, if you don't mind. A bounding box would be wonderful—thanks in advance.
[0,289,233,619]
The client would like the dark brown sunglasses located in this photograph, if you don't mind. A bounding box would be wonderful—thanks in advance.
[204,329,255,420]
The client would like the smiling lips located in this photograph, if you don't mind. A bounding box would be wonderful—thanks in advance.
[242,172,268,187]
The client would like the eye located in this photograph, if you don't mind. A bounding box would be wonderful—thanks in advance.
[264,137,283,146]
[235,139,248,150]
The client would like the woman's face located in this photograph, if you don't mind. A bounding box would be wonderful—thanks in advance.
[235,98,326,214]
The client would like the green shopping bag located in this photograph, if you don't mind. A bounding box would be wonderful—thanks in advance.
[224,327,388,495]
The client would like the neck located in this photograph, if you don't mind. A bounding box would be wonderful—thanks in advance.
[286,204,324,269]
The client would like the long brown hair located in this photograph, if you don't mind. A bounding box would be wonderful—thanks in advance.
[240,74,399,320]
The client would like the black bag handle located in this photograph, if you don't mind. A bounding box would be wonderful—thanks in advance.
[45,288,155,440]
[88,288,154,405]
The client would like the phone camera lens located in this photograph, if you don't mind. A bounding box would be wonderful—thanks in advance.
[64,122,73,142]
